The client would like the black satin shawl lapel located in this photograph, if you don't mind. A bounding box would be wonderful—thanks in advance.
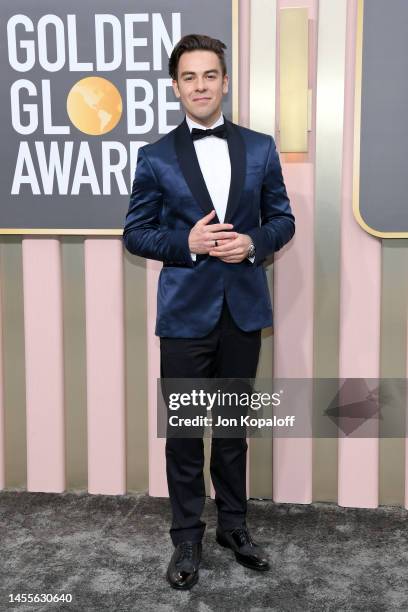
[174,117,219,222]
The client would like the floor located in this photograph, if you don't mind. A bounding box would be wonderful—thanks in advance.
[1,490,407,611]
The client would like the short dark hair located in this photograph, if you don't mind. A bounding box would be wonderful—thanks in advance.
[168,34,227,81]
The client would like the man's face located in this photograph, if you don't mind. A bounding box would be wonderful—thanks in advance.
[172,50,229,127]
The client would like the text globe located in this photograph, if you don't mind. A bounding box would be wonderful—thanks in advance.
[66,76,123,136]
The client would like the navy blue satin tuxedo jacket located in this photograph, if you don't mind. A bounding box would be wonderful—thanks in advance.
[123,116,295,338]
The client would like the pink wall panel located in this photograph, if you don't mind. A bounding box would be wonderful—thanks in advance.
[273,164,314,503]
[22,239,65,492]
[85,239,126,495]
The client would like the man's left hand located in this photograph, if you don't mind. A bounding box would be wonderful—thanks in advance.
[208,234,252,263]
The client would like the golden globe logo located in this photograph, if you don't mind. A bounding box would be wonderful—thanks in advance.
[7,12,181,196]
[67,77,123,136]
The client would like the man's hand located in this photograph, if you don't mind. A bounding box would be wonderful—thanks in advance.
[188,210,237,254]
[208,233,252,263]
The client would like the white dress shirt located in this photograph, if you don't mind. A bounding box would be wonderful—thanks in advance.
[185,112,254,263]
[186,112,231,225]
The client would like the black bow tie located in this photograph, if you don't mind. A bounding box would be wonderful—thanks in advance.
[191,124,227,141]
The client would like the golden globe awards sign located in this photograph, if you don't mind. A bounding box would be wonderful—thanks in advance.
[355,0,408,238]
[0,1,232,234]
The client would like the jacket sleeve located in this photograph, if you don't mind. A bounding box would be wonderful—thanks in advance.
[122,147,194,266]
[246,136,295,265]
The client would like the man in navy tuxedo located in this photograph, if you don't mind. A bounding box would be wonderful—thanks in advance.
[123,34,295,590]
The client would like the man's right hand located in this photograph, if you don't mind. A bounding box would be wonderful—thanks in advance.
[188,210,238,255]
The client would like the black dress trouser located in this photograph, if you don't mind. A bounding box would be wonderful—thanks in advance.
[160,293,262,546]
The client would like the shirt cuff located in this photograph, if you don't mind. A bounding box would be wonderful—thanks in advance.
[190,252,197,261]
[247,255,255,264]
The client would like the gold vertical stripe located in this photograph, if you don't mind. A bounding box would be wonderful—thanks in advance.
[248,0,276,498]
[124,253,149,492]
[313,0,347,502]
[0,238,27,488]
[279,8,309,152]
[61,238,88,490]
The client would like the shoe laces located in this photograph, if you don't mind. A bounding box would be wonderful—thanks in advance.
[231,527,255,547]
[178,541,195,564]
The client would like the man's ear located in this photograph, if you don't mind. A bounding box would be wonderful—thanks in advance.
[222,74,229,95]
[172,79,180,99]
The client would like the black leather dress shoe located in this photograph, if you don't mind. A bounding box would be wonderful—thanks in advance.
[166,541,202,590]
[216,525,270,571]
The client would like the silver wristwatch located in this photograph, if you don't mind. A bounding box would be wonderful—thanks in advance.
[247,242,256,258]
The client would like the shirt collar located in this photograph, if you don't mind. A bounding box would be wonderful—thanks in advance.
[185,112,224,133]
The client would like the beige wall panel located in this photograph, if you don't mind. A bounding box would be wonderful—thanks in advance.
[379,241,408,506]
[124,252,149,493]
[0,238,27,488]
[313,0,347,502]
[61,238,87,490]
[250,0,277,136]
